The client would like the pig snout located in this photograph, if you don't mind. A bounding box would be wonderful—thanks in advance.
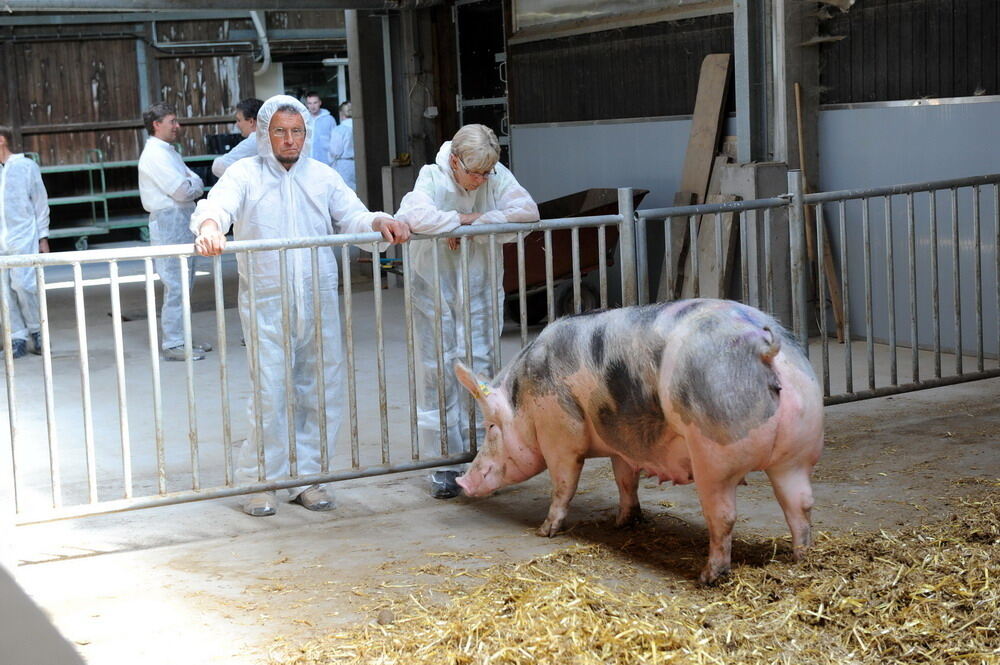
[456,461,498,497]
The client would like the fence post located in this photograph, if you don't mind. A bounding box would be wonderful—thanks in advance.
[617,187,638,307]
[787,170,809,352]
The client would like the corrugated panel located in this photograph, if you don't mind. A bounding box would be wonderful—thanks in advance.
[14,40,140,127]
[508,14,734,124]
[820,0,1000,104]
[157,55,255,120]
[154,18,254,42]
[22,129,144,165]
[267,11,345,30]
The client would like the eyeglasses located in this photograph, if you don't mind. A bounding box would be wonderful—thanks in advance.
[455,154,495,179]
[270,127,306,139]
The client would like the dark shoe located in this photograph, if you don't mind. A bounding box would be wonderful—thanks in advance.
[292,484,334,511]
[430,470,462,499]
[192,341,212,352]
[29,332,42,355]
[11,338,27,359]
[163,346,206,361]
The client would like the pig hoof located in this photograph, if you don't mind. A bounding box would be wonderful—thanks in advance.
[698,564,731,586]
[614,508,644,529]
[536,520,562,537]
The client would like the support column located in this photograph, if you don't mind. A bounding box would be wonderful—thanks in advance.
[346,9,389,209]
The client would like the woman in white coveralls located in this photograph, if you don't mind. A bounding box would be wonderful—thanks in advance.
[394,124,539,499]
[192,95,409,516]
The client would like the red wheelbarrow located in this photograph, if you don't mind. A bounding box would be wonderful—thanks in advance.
[503,187,649,324]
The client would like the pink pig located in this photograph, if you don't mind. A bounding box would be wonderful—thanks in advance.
[455,299,824,584]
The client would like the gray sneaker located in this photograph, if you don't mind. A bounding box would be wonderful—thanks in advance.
[243,491,277,516]
[292,484,334,511]
[162,346,206,361]
[29,332,42,355]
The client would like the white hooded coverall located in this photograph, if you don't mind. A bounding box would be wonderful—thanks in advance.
[137,136,204,350]
[191,95,388,495]
[0,154,49,341]
[328,118,356,191]
[394,141,538,459]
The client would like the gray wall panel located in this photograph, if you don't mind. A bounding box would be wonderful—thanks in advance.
[818,102,1000,357]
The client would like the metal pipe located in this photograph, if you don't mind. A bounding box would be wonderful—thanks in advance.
[884,197,897,386]
[108,261,133,498]
[544,230,555,323]
[310,248,328,473]
[0,270,19,513]
[951,188,963,374]
[787,171,808,350]
[246,253,266,483]
[461,238,475,451]
[664,217,676,303]
[372,241,390,465]
[213,255,233,486]
[740,212,749,304]
[763,210,774,314]
[930,191,941,378]
[341,245,360,468]
[487,235,501,373]
[906,193,919,383]
[862,199,875,390]
[249,10,271,76]
[973,186,984,372]
[571,227,581,313]
[431,240,447,457]
[635,214,648,305]
[689,215,699,298]
[618,188,637,307]
[639,197,788,220]
[402,243,419,459]
[179,256,200,490]
[716,212,726,301]
[598,225,608,308]
[278,251,296,477]
[144,259,166,494]
[839,201,853,394]
[825,368,1000,406]
[517,232,528,345]
[72,263,97,503]
[804,173,1000,205]
[35,266,61,508]
[816,204,830,396]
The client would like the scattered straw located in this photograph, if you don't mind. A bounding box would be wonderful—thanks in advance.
[273,492,999,665]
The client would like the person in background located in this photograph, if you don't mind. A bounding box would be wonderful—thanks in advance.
[138,102,212,362]
[328,101,356,191]
[394,124,539,499]
[192,95,410,517]
[0,126,49,359]
[304,91,335,165]
[212,97,263,178]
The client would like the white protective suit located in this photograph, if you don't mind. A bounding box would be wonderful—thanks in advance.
[191,95,388,495]
[211,133,257,178]
[328,118,356,191]
[395,142,539,459]
[0,154,49,341]
[138,136,204,350]
[307,108,335,165]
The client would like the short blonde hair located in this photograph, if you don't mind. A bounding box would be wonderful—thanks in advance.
[451,124,500,173]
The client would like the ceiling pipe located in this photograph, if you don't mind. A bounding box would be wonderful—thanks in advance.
[249,10,271,76]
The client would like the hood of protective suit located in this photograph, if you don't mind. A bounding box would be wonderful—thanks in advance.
[433,141,461,193]
[255,95,313,168]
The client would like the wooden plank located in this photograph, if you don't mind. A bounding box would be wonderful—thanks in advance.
[655,52,731,302]
[681,154,728,299]
[686,193,738,300]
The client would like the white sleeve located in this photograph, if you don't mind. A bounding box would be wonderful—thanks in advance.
[171,178,203,202]
[213,136,257,177]
[327,169,381,235]
[30,162,50,239]
[328,127,345,163]
[190,168,244,235]
[394,166,461,234]
[474,175,540,226]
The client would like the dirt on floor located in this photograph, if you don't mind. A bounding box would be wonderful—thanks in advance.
[10,378,1000,665]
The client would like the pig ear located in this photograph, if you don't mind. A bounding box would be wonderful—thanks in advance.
[454,360,490,400]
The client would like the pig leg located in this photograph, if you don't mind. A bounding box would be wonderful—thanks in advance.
[693,478,738,585]
[611,455,642,528]
[537,454,585,537]
[766,464,815,561]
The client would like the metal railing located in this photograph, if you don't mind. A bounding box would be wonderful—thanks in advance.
[2,173,998,525]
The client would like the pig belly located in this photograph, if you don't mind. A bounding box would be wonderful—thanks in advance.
[585,421,694,485]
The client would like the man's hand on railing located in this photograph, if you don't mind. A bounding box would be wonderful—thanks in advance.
[195,219,227,256]
[372,216,411,245]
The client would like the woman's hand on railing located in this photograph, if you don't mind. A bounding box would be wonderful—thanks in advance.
[372,216,411,245]
[195,220,227,256]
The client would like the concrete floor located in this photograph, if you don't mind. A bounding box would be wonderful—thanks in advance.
[3,248,999,664]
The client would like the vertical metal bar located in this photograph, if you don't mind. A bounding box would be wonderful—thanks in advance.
[544,229,555,323]
[0,270,19,513]
[816,204,830,396]
[906,193,919,383]
[951,188,963,375]
[995,184,1000,369]
[571,227,581,313]
[487,235,501,373]
[460,236,475,452]
[402,242,419,459]
[212,255,233,486]
[635,214,648,305]
[278,251,296,477]
[144,259,166,494]
[108,261,133,498]
[340,244,360,468]
[973,185,984,372]
[787,171,809,350]
[715,212,725,301]
[740,212,749,304]
[838,201,853,394]
[73,263,97,503]
[617,188,637,306]
[35,266,61,507]
[763,210,774,314]
[372,241,389,465]
[179,256,199,490]
[862,198,875,390]
[246,252,266,482]
[665,217,676,303]
[517,232,527,345]
[310,248,328,473]
[689,215,700,298]
[930,191,941,379]
[598,225,608,308]
[884,197,897,386]
[430,240,447,457]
